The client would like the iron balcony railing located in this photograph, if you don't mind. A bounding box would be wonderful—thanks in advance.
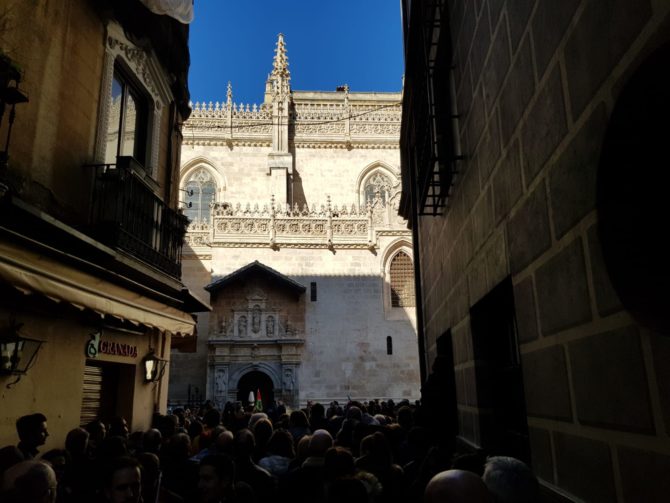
[88,157,188,279]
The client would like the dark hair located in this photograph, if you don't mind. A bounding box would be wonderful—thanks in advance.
[289,410,309,428]
[203,408,221,428]
[200,453,235,482]
[102,456,141,489]
[15,413,47,439]
[65,428,89,457]
[266,430,295,458]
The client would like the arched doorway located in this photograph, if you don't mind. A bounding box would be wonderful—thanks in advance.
[236,370,275,409]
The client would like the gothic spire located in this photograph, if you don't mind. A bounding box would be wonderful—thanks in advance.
[271,33,290,80]
[226,81,233,104]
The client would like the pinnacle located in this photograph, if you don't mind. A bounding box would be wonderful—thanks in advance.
[272,32,290,79]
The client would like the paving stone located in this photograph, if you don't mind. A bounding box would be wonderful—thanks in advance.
[554,432,616,503]
[531,0,580,79]
[499,36,535,145]
[513,276,539,343]
[549,103,607,239]
[568,325,654,434]
[564,0,652,119]
[466,84,488,151]
[471,187,494,251]
[536,237,592,335]
[521,345,572,421]
[507,183,551,274]
[485,228,508,288]
[521,66,568,185]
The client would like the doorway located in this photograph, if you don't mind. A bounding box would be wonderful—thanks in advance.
[236,370,275,409]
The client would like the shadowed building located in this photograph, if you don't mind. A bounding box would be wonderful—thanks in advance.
[400,1,670,501]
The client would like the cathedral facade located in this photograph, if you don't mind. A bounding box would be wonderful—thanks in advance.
[169,35,420,409]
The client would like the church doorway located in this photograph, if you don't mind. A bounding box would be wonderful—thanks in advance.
[236,370,275,409]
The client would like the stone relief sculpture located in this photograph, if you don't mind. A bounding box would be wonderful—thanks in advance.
[238,315,247,337]
[283,368,294,391]
[252,305,261,333]
[266,315,275,337]
[215,368,227,395]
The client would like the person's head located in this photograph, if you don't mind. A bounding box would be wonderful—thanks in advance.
[214,430,234,455]
[266,430,295,458]
[198,454,235,503]
[310,402,325,420]
[346,406,362,422]
[2,460,57,503]
[102,457,141,503]
[65,428,89,458]
[326,477,368,503]
[16,413,48,448]
[424,469,492,503]
[289,410,309,428]
[108,417,129,439]
[143,428,162,455]
[252,418,273,448]
[482,456,538,503]
[296,435,311,462]
[203,408,221,429]
[136,452,160,503]
[40,449,69,483]
[85,419,107,445]
[233,429,255,459]
[166,433,191,460]
[308,429,333,458]
[397,405,413,430]
[324,447,355,481]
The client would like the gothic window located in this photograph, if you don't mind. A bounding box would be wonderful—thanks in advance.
[105,67,148,165]
[390,251,415,307]
[386,336,393,355]
[364,172,392,206]
[184,168,217,224]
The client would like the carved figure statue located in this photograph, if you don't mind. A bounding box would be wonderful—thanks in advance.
[215,368,227,395]
[266,315,275,337]
[283,368,294,391]
[238,316,247,337]
[252,305,261,333]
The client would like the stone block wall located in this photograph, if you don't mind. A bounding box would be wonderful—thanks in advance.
[417,0,670,500]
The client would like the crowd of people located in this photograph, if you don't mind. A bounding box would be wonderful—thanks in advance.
[0,399,539,502]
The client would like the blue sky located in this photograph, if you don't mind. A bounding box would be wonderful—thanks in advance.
[188,1,404,105]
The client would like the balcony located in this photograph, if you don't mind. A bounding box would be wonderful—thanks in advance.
[88,157,188,279]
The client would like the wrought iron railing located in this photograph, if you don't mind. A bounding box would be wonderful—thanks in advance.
[87,157,188,278]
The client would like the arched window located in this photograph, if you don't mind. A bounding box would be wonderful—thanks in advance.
[386,336,393,355]
[390,251,415,307]
[184,168,217,223]
[364,172,393,206]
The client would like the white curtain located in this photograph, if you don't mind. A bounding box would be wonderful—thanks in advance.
[138,0,194,24]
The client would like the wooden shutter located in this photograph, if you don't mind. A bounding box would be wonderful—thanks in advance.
[80,364,103,425]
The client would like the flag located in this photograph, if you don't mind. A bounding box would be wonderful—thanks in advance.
[254,388,263,412]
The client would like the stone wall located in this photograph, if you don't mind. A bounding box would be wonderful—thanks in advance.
[416,0,670,500]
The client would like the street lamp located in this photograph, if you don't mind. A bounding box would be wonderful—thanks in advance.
[0,320,44,388]
[0,55,29,178]
[143,351,168,383]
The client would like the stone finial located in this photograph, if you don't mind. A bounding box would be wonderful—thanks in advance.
[272,33,290,80]
[227,81,233,104]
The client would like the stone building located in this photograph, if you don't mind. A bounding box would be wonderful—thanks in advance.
[169,35,421,409]
[0,0,206,448]
[400,0,670,501]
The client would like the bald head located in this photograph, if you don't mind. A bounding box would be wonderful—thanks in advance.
[2,460,57,503]
[308,429,333,457]
[424,470,492,503]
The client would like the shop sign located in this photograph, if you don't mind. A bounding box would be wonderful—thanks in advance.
[86,331,138,359]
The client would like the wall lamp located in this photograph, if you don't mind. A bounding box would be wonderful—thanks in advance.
[143,351,168,383]
[0,320,44,388]
[0,55,29,174]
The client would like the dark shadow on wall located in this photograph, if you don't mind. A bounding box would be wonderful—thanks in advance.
[597,41,670,335]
